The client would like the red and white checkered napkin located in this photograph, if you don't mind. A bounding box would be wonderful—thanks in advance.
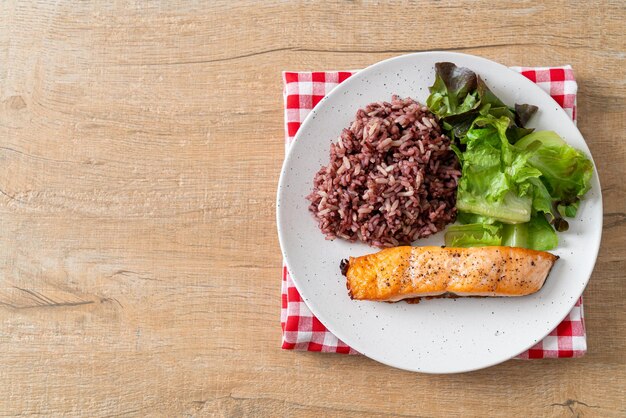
[281,66,586,359]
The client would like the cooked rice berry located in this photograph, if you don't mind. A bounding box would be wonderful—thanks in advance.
[307,95,461,248]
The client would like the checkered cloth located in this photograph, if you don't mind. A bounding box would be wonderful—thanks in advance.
[281,65,586,359]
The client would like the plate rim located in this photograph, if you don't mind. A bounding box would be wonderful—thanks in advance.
[276,51,603,373]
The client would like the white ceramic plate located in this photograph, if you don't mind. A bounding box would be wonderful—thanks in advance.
[276,52,602,373]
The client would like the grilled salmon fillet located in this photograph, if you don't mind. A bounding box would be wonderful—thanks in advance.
[343,246,558,301]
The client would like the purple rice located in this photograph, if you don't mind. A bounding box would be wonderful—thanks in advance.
[307,95,461,248]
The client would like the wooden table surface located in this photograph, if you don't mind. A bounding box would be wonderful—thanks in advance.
[1,1,624,416]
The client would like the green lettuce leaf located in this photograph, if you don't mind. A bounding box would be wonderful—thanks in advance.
[426,62,478,118]
[526,214,559,250]
[427,63,593,251]
[476,77,516,122]
[456,212,499,225]
[446,214,557,250]
[427,62,538,141]
[516,130,593,208]
[441,110,480,141]
[455,115,535,223]
[506,125,535,144]
[558,201,580,218]
[501,223,529,248]
[528,177,554,215]
[457,191,532,224]
[444,223,502,247]
[500,215,558,250]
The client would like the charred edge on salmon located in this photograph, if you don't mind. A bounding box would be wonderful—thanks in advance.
[342,259,353,299]
[340,259,349,276]
[346,278,353,299]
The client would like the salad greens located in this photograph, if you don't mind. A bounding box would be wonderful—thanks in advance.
[428,62,593,251]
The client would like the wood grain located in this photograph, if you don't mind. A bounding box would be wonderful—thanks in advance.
[0,0,624,416]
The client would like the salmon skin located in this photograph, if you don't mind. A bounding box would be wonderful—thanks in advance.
[343,246,558,301]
